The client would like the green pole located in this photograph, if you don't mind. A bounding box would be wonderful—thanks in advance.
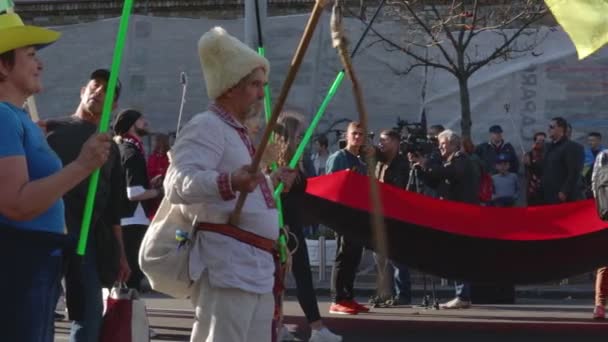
[273,71,346,197]
[258,46,272,124]
[77,0,134,256]
[257,38,288,262]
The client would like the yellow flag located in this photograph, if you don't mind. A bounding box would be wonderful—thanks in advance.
[545,0,608,59]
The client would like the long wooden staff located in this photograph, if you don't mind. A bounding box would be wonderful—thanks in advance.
[330,0,390,292]
[229,0,329,225]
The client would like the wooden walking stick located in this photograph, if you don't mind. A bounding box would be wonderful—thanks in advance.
[229,0,329,225]
[330,0,390,293]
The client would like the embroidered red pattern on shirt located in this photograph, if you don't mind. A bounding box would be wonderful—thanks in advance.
[209,104,276,209]
[217,172,236,200]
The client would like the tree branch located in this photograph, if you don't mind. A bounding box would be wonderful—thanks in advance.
[462,0,479,49]
[399,1,459,71]
[369,27,456,74]
[380,59,429,77]
[430,5,460,56]
[467,13,546,75]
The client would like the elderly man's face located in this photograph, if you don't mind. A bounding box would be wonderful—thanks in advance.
[230,67,266,119]
[439,136,457,158]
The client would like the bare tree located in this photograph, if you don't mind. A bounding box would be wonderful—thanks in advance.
[356,0,549,138]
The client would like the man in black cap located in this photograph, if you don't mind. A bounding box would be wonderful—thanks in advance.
[474,125,519,175]
[46,69,131,342]
[114,109,163,292]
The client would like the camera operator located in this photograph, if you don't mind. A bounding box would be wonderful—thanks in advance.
[406,125,444,196]
[410,129,479,309]
[370,130,412,307]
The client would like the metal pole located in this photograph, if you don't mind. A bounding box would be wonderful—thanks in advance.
[318,236,326,282]
[245,0,267,49]
[176,72,187,137]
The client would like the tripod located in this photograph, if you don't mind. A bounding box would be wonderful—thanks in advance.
[418,273,440,310]
[407,167,440,310]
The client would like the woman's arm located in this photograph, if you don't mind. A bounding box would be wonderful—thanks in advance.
[0,133,111,221]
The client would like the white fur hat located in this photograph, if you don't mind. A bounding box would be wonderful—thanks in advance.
[198,27,270,100]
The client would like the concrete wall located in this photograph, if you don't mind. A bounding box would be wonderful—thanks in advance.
[27,10,607,151]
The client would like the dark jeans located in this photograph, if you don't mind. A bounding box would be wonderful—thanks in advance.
[373,253,411,301]
[123,225,147,290]
[393,262,411,300]
[288,224,321,323]
[455,282,471,301]
[0,227,67,342]
[2,252,62,342]
[332,233,363,302]
[69,245,103,342]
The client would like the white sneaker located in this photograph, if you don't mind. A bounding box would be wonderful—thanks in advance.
[280,325,297,341]
[439,297,471,309]
[309,327,343,342]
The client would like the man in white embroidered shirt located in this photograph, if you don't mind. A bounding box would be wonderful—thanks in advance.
[164,27,296,342]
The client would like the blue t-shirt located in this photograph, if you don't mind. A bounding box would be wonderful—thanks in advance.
[0,102,65,234]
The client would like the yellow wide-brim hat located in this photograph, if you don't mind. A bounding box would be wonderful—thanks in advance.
[0,12,60,55]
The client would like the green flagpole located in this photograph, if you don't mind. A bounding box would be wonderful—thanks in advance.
[77,0,134,256]
[273,71,345,197]
[272,0,386,197]
[253,0,287,261]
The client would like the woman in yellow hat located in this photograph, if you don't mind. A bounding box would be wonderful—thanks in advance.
[0,12,111,342]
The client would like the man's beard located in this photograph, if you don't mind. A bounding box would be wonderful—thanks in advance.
[246,101,263,119]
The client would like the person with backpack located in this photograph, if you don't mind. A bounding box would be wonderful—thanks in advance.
[591,148,608,319]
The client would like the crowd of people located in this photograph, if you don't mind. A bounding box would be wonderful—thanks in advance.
[310,116,607,317]
[2,10,608,342]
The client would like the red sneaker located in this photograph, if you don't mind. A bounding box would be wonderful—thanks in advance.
[347,299,370,313]
[329,301,358,315]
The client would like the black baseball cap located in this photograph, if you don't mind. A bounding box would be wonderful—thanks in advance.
[90,69,122,101]
[489,125,503,134]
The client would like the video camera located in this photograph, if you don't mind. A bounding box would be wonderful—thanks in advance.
[393,117,435,156]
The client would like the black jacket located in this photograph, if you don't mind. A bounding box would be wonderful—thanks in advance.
[540,138,584,204]
[281,169,308,228]
[376,153,410,189]
[46,117,125,320]
[475,141,519,174]
[421,151,480,204]
[118,138,152,219]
